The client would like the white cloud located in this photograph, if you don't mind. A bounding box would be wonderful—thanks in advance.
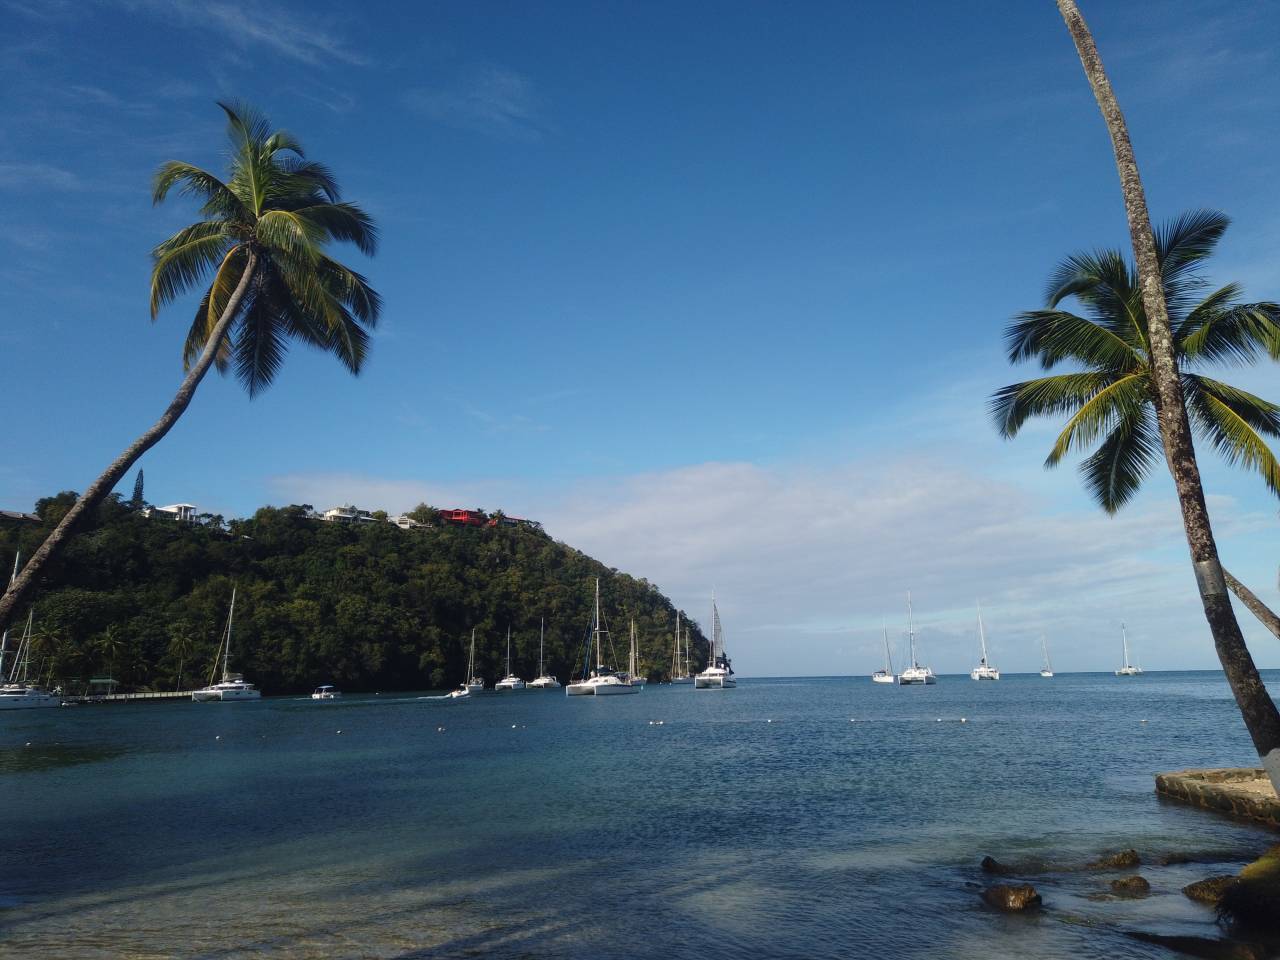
[404,64,545,141]
[264,457,1280,677]
[0,162,82,191]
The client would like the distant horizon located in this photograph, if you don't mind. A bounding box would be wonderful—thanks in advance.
[3,1,1279,676]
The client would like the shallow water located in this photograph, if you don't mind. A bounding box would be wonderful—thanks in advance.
[1,672,1275,958]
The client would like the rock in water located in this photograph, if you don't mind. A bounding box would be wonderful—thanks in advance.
[1183,876,1239,906]
[980,884,1042,911]
[1218,844,1280,934]
[980,856,1012,875]
[1110,875,1151,897]
[1090,848,1141,869]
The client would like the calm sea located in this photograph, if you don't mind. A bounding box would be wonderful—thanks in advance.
[2,672,1276,959]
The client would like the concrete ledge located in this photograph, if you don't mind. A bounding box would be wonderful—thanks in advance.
[1155,768,1280,829]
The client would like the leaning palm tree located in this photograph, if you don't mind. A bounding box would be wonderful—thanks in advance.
[0,101,380,633]
[1046,0,1280,794]
[991,210,1280,512]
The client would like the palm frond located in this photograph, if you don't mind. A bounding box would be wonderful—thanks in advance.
[278,157,340,202]
[292,202,378,256]
[1184,375,1280,499]
[1080,405,1161,513]
[990,371,1118,438]
[1046,373,1148,465]
[255,209,325,262]
[152,161,245,217]
[182,245,248,370]
[1004,309,1139,370]
[1156,209,1229,292]
[232,280,290,397]
[317,256,382,326]
[150,221,232,318]
[1179,293,1280,367]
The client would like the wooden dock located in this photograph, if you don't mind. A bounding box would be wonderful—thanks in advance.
[63,690,197,704]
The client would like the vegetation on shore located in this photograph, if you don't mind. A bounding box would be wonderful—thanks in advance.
[0,494,706,695]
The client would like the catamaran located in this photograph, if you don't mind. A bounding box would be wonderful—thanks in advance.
[1115,622,1143,676]
[495,627,526,691]
[670,611,693,684]
[694,596,736,689]
[897,592,936,685]
[872,620,895,683]
[192,588,261,701]
[1040,635,1054,678]
[528,618,560,688]
[566,579,638,696]
[969,602,1000,680]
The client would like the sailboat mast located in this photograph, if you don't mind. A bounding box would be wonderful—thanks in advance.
[1121,621,1130,669]
[223,587,237,682]
[882,618,893,673]
[977,601,988,664]
[594,578,602,669]
[1042,634,1051,672]
[539,618,545,675]
[906,591,918,668]
[469,628,476,678]
[506,626,511,676]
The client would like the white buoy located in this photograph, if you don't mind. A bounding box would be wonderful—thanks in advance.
[511,724,517,729]
[336,730,342,734]
[436,726,445,732]
[215,735,221,740]
[24,742,31,747]
[960,718,967,723]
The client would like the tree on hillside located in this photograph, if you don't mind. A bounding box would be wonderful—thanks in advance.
[0,101,381,634]
[129,470,145,510]
[1044,0,1280,791]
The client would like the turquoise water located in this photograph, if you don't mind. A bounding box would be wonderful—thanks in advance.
[1,672,1276,958]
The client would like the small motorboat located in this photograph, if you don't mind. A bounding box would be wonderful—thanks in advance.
[311,685,341,700]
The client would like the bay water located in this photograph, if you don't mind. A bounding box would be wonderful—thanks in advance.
[2,672,1275,958]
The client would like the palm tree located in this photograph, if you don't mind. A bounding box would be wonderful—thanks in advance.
[0,101,380,634]
[1051,0,1280,792]
[991,210,1280,512]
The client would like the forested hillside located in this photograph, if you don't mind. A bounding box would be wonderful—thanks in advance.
[0,494,707,694]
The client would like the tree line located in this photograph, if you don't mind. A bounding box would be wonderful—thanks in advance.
[0,493,708,694]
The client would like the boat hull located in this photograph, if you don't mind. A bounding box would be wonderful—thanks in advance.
[871,672,895,684]
[970,668,1000,681]
[670,677,694,685]
[694,677,736,689]
[528,677,560,689]
[495,680,526,691]
[0,690,60,709]
[192,688,261,702]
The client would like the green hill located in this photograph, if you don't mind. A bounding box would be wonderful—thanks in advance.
[0,494,708,694]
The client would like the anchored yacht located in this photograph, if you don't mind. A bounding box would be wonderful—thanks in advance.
[528,618,561,689]
[192,588,261,702]
[495,627,526,691]
[872,620,895,683]
[694,596,736,689]
[897,592,936,685]
[566,580,639,696]
[969,603,1000,681]
[1115,622,1143,676]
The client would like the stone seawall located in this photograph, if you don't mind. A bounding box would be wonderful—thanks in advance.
[1155,768,1280,829]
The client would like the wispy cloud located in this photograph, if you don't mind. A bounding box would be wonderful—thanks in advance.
[259,456,1280,676]
[0,162,83,191]
[404,64,546,141]
[116,0,367,67]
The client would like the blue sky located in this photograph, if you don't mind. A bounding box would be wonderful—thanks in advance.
[2,0,1279,676]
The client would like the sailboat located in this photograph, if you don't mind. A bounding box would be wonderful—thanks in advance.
[0,581,61,711]
[495,626,526,691]
[694,595,736,689]
[897,592,937,685]
[1039,635,1054,678]
[628,620,646,687]
[1115,622,1143,676]
[464,629,485,693]
[191,588,261,701]
[969,602,1000,680]
[566,579,638,696]
[528,618,560,688]
[872,620,896,683]
[670,612,693,684]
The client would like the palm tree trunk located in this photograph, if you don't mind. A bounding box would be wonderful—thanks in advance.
[0,249,259,634]
[1057,1,1280,792]
[1224,568,1280,641]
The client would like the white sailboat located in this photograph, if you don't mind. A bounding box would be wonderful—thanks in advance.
[897,592,937,685]
[192,588,261,701]
[872,620,895,683]
[495,626,526,691]
[566,579,638,696]
[1115,622,1143,676]
[0,563,61,710]
[464,628,485,693]
[1039,635,1054,678]
[528,618,560,688]
[969,602,1000,680]
[670,611,693,684]
[311,685,341,699]
[628,620,646,687]
[694,595,736,689]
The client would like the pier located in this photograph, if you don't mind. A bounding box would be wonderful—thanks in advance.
[1155,768,1280,829]
[63,690,196,705]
